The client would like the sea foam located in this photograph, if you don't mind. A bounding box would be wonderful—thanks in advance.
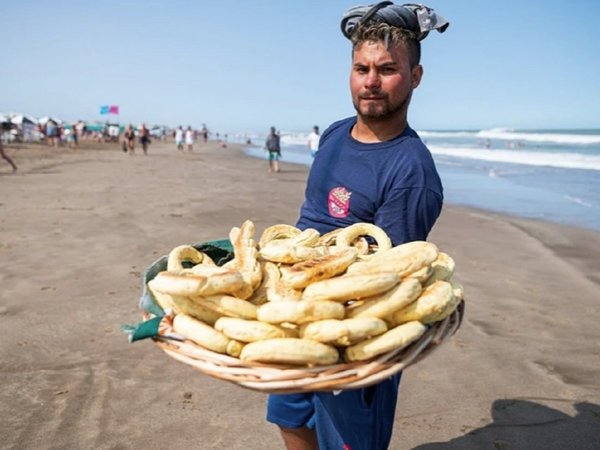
[428,145,600,171]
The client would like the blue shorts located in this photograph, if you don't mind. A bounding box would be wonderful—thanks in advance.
[268,151,280,161]
[267,372,402,450]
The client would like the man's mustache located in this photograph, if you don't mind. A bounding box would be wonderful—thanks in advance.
[358,91,387,99]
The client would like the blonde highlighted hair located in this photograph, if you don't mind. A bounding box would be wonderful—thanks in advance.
[350,23,421,68]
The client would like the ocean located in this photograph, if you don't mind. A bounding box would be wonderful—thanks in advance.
[233,128,600,233]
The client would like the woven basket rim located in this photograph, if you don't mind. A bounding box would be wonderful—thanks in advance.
[149,301,464,393]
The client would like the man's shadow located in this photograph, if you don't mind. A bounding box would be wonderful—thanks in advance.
[412,399,600,450]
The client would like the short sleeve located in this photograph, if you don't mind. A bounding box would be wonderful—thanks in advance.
[374,187,443,245]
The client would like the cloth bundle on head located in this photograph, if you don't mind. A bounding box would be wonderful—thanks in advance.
[341,2,449,41]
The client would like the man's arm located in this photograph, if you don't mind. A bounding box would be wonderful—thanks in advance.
[374,187,443,245]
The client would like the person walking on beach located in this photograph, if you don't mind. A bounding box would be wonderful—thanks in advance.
[175,126,184,151]
[68,124,78,149]
[45,120,58,147]
[266,3,448,450]
[0,140,18,172]
[307,125,320,159]
[123,124,136,154]
[139,123,151,155]
[185,126,195,152]
[57,124,65,147]
[265,126,281,173]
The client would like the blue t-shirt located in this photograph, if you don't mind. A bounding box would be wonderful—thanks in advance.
[297,117,443,245]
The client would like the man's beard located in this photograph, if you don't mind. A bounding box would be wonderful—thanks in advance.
[353,90,412,122]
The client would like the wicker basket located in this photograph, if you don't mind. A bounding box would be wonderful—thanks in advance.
[140,241,464,393]
[149,301,464,394]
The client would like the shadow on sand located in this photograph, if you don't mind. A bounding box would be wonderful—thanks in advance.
[412,398,600,450]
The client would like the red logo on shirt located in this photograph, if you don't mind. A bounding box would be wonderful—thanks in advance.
[328,187,352,218]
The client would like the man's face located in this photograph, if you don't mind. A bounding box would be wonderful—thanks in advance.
[350,41,422,121]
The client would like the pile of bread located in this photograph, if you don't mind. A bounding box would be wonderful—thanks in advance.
[147,220,463,367]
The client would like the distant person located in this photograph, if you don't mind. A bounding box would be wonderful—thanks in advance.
[57,125,65,146]
[123,124,136,154]
[45,120,58,147]
[139,123,151,155]
[175,126,184,151]
[68,125,78,149]
[201,124,209,143]
[109,124,120,142]
[307,125,321,158]
[265,126,281,173]
[0,139,18,172]
[185,126,195,152]
[76,120,86,139]
[38,123,46,142]
[102,123,110,143]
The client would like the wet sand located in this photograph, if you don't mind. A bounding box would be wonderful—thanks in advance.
[1,140,599,449]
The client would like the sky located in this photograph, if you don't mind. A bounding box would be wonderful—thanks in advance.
[2,0,599,134]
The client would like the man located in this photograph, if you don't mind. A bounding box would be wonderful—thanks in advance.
[265,126,281,173]
[266,3,448,449]
[307,125,321,159]
[139,123,151,155]
[175,126,184,151]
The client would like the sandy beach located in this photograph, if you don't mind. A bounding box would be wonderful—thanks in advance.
[1,139,599,450]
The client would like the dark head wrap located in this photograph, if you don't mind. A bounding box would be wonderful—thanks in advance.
[341,2,449,41]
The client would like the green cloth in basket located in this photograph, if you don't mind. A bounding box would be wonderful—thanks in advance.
[123,239,233,342]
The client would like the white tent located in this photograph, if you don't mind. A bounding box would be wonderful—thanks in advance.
[0,113,8,124]
[7,113,40,142]
[10,114,38,125]
[38,116,63,126]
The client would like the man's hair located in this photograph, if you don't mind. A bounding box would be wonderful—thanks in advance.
[350,23,421,68]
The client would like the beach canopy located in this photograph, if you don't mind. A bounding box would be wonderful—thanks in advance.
[10,114,38,125]
[38,116,63,125]
[0,114,8,124]
[38,116,62,125]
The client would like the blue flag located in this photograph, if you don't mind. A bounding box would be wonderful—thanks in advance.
[99,105,109,114]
